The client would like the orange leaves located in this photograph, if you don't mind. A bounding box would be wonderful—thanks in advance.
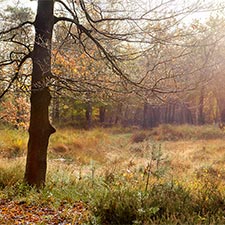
[0,199,89,224]
[0,199,55,224]
[52,49,103,79]
[0,96,29,129]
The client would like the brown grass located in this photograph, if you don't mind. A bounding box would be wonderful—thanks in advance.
[1,125,225,224]
[1,125,225,180]
[49,128,110,165]
[131,131,148,143]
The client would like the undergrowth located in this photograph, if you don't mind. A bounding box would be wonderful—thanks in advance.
[0,159,225,224]
[0,125,225,224]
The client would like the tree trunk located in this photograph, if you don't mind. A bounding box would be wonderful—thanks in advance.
[114,103,122,124]
[99,106,106,123]
[215,93,225,125]
[197,87,205,125]
[52,83,60,124]
[52,95,60,124]
[85,101,92,129]
[24,0,55,187]
[143,103,148,128]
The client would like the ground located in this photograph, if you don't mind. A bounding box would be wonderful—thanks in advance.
[0,124,225,224]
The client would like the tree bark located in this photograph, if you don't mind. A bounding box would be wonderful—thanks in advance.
[24,0,55,187]
[114,103,122,124]
[143,103,148,128]
[197,87,205,125]
[99,106,106,123]
[85,101,92,129]
[52,94,60,124]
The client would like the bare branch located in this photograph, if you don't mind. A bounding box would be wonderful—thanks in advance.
[0,21,33,36]
[0,53,32,99]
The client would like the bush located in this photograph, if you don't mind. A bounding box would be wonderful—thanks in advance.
[131,131,148,143]
[88,177,225,225]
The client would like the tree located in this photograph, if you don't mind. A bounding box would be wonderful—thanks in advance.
[24,0,56,187]
[0,0,222,187]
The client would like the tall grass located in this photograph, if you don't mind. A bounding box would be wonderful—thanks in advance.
[0,128,28,158]
[0,158,24,188]
[0,125,225,224]
[151,124,225,141]
[49,128,111,164]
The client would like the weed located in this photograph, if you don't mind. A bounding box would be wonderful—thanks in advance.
[144,143,169,191]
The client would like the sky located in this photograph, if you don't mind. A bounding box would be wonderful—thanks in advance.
[0,0,37,11]
[1,0,225,23]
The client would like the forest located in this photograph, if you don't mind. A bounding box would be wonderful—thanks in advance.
[1,0,225,224]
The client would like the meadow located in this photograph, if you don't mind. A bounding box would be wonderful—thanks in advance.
[1,124,225,224]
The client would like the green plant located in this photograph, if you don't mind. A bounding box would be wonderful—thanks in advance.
[143,142,169,191]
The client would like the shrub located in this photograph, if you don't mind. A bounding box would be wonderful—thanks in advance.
[88,178,225,225]
[131,131,148,143]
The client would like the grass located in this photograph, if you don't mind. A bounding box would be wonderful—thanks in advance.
[0,128,27,158]
[49,128,110,164]
[150,124,225,141]
[1,161,225,224]
[1,124,225,224]
[0,158,24,188]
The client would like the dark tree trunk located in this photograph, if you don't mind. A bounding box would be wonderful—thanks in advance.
[143,103,148,128]
[214,94,225,124]
[52,84,60,124]
[172,104,175,123]
[24,0,55,187]
[114,103,122,124]
[133,108,141,126]
[85,101,92,129]
[149,105,156,127]
[123,105,130,126]
[197,87,205,125]
[99,106,106,123]
[154,106,160,126]
[52,95,60,124]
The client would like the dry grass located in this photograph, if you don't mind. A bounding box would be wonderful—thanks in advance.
[0,129,27,158]
[0,158,25,188]
[131,131,148,143]
[1,125,225,224]
[150,124,225,141]
[1,125,225,180]
[48,125,225,182]
[49,128,113,165]
[163,139,225,178]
